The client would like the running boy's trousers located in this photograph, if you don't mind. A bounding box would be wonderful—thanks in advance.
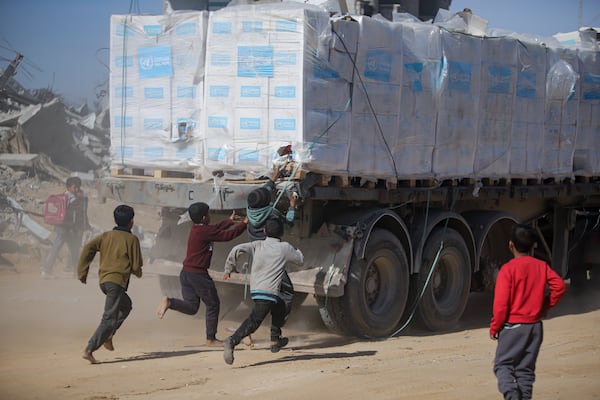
[229,298,286,345]
[493,322,543,400]
[87,282,132,352]
[169,270,220,340]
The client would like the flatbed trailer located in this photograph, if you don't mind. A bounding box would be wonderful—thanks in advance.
[99,172,600,338]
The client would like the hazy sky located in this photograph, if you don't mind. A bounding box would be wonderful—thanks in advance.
[0,0,598,107]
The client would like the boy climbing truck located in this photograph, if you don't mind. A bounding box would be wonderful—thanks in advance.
[101,4,600,338]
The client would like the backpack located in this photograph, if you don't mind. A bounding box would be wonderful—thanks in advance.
[44,193,70,225]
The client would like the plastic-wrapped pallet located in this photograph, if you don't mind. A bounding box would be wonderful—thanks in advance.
[575,49,600,176]
[347,16,403,180]
[202,3,349,176]
[509,39,546,178]
[543,47,579,178]
[303,16,358,176]
[474,36,517,179]
[109,12,209,169]
[434,30,481,179]
[396,20,442,178]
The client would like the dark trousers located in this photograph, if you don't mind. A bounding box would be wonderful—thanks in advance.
[87,282,132,352]
[43,226,81,274]
[494,322,543,400]
[230,298,286,346]
[169,270,220,340]
[279,271,294,318]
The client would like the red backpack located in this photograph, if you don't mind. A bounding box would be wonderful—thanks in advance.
[44,193,70,225]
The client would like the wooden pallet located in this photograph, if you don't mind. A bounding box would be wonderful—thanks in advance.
[110,167,198,180]
[109,166,597,190]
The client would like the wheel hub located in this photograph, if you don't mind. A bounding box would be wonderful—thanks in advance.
[365,264,381,304]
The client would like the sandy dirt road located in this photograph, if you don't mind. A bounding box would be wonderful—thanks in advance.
[0,266,599,400]
[1,186,599,399]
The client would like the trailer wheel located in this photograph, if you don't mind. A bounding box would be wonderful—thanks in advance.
[317,229,409,338]
[414,228,471,331]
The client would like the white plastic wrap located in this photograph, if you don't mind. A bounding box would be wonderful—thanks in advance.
[574,49,600,176]
[544,49,579,177]
[108,5,600,181]
[109,11,209,169]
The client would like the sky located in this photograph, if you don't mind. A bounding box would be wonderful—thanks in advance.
[0,0,599,108]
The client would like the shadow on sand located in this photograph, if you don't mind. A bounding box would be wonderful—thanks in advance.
[398,281,600,338]
[99,349,204,364]
[243,350,377,368]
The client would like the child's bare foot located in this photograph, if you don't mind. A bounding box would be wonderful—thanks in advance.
[156,297,170,319]
[205,339,223,347]
[103,336,114,351]
[242,334,254,348]
[82,348,98,364]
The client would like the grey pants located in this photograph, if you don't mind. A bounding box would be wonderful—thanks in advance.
[43,226,81,274]
[493,322,543,400]
[229,298,286,346]
[87,282,132,352]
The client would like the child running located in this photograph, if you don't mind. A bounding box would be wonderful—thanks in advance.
[156,202,247,347]
[78,204,143,364]
[222,217,304,365]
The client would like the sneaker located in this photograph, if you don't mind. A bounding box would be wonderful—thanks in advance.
[504,390,521,400]
[82,348,98,364]
[270,337,289,353]
[223,337,235,365]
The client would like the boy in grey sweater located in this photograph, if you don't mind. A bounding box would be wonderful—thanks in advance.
[222,217,304,365]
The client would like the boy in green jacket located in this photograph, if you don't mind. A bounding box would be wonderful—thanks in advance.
[78,204,143,364]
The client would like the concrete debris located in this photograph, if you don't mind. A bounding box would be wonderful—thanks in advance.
[0,163,51,266]
[1,78,110,179]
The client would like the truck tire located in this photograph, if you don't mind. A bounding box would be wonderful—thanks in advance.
[317,229,409,338]
[414,227,471,332]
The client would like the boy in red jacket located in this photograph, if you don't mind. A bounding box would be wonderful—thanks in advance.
[156,202,247,347]
[490,224,566,400]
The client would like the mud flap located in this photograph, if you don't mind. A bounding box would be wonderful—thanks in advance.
[280,270,295,319]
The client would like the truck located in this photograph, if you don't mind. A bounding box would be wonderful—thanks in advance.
[101,2,600,338]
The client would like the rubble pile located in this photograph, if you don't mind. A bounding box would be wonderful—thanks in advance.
[0,82,111,179]
[0,164,52,267]
[0,74,112,267]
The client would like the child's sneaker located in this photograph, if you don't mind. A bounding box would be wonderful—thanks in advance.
[223,337,235,365]
[270,337,289,353]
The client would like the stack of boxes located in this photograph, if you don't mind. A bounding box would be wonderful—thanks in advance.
[509,40,546,178]
[109,4,599,181]
[575,49,600,176]
[109,11,208,168]
[474,36,516,178]
[543,47,579,177]
[202,3,337,173]
[396,21,441,178]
